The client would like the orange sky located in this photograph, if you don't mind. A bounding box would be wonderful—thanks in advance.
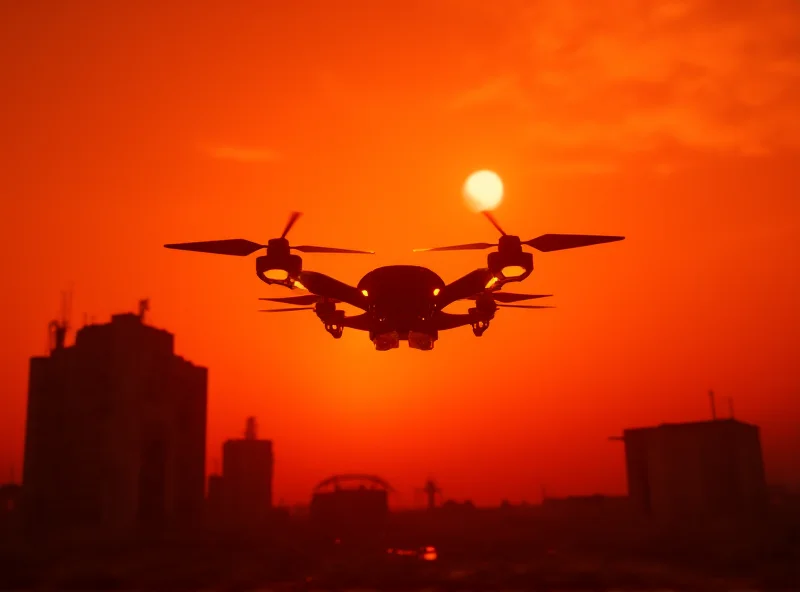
[1,0,799,505]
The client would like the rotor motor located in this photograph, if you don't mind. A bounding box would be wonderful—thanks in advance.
[256,238,303,287]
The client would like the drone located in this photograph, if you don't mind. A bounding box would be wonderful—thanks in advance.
[165,211,623,351]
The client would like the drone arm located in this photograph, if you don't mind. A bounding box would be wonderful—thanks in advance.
[337,313,371,331]
[437,268,494,308]
[299,271,368,311]
[434,311,482,331]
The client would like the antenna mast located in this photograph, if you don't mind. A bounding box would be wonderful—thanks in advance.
[49,290,72,352]
[245,417,258,440]
[709,389,717,420]
[138,299,150,323]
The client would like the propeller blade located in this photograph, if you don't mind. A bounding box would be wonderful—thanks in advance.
[496,304,555,309]
[413,242,497,253]
[258,307,315,313]
[482,211,507,236]
[164,239,265,256]
[463,292,553,303]
[258,295,331,305]
[292,245,375,254]
[281,211,302,239]
[523,234,625,252]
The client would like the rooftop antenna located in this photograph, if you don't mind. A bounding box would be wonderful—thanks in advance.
[709,389,717,420]
[138,299,150,323]
[65,287,73,328]
[48,290,71,352]
[245,416,258,440]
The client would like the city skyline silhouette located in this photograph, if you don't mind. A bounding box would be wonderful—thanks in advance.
[3,307,789,589]
[2,0,799,511]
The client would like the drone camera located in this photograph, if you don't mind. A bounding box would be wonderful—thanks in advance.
[374,331,400,351]
[408,331,436,351]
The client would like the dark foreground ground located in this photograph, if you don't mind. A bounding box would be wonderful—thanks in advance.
[1,509,798,590]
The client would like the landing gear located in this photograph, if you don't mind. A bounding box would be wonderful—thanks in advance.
[318,306,344,338]
[325,323,344,339]
[468,303,494,337]
[471,320,490,337]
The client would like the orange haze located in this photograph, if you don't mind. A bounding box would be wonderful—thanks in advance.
[1,1,799,505]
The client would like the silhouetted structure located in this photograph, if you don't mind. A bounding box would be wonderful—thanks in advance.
[541,494,629,519]
[206,474,224,525]
[310,474,391,542]
[164,211,624,350]
[215,417,274,528]
[0,483,21,536]
[416,479,442,510]
[620,418,768,523]
[22,306,207,539]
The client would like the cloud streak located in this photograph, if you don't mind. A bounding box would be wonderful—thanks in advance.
[450,0,800,167]
[201,144,280,163]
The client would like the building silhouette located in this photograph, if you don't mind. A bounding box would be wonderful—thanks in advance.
[0,483,21,537]
[541,494,629,519]
[210,417,274,529]
[310,474,391,542]
[22,304,207,538]
[620,418,768,523]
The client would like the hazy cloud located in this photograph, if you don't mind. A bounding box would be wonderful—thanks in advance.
[451,0,800,166]
[201,144,280,163]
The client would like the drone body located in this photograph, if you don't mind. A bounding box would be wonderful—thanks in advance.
[165,212,624,351]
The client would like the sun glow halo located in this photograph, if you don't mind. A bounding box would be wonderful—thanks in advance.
[463,170,503,212]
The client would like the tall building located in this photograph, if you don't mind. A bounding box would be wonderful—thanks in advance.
[22,304,207,538]
[621,418,768,523]
[217,417,274,528]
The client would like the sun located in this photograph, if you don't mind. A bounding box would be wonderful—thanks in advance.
[463,170,503,212]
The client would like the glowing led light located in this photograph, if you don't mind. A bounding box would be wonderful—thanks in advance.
[361,289,369,297]
[485,276,499,289]
[265,268,289,281]
[433,288,441,296]
[293,280,307,290]
[501,265,526,278]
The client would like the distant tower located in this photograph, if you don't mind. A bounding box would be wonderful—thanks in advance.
[418,478,442,510]
[220,417,274,528]
[245,416,257,440]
